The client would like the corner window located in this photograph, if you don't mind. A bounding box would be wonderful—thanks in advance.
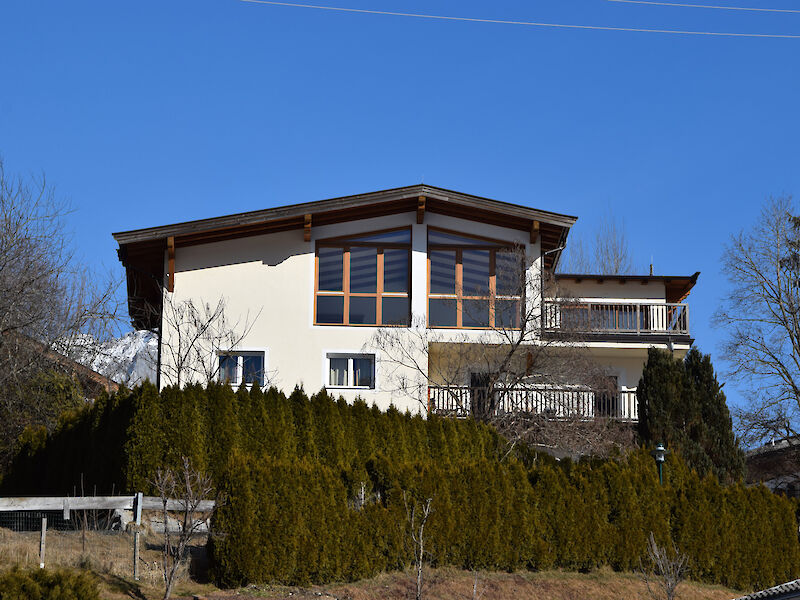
[326,353,375,389]
[315,228,411,326]
[427,228,523,329]
[218,351,265,386]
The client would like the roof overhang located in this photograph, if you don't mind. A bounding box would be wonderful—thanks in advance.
[114,184,577,330]
[555,272,700,303]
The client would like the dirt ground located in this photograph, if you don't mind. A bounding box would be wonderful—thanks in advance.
[206,568,741,600]
[0,528,743,600]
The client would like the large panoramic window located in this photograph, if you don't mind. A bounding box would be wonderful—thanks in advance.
[315,228,411,326]
[428,228,523,329]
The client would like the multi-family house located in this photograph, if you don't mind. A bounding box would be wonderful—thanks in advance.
[113,184,697,421]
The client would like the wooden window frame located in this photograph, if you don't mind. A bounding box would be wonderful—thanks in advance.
[427,227,523,330]
[314,227,412,327]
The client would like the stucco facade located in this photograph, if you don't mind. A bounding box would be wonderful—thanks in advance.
[114,185,697,418]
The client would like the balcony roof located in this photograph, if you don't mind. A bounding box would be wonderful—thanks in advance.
[555,272,700,303]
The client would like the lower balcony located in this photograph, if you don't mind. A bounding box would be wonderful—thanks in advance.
[428,385,638,422]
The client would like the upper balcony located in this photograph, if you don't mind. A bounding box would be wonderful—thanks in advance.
[542,300,690,341]
[547,272,698,343]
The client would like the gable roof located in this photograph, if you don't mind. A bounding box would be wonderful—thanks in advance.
[113,184,577,329]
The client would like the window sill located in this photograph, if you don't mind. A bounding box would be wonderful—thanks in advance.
[325,385,376,391]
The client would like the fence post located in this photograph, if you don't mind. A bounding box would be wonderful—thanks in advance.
[133,492,143,581]
[39,516,47,568]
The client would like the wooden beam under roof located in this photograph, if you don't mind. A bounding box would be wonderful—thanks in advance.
[304,214,312,242]
[167,236,175,293]
[417,196,426,224]
[530,220,540,244]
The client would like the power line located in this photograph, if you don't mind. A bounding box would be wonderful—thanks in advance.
[606,0,800,14]
[240,0,800,38]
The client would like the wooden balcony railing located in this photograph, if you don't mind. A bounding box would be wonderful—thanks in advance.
[542,301,689,336]
[428,385,638,421]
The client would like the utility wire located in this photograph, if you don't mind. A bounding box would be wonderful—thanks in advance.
[606,0,800,14]
[240,0,800,38]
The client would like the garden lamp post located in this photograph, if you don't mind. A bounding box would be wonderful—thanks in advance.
[652,442,668,485]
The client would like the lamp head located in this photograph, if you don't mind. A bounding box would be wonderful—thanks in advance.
[651,442,668,464]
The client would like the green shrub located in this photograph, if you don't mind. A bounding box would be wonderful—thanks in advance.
[0,567,99,600]
[2,384,797,591]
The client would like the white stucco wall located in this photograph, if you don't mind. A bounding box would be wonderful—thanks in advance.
[160,212,541,413]
[158,211,688,413]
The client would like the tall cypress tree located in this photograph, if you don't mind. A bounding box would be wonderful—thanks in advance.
[638,347,744,482]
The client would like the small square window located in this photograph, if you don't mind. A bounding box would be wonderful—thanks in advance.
[218,351,266,387]
[326,354,375,389]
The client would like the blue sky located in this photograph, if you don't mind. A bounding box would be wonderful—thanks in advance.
[2,0,799,411]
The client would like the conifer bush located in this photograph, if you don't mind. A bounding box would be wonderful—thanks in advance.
[1,383,797,591]
[0,567,99,600]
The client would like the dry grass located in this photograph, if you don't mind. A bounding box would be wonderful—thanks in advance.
[224,568,741,600]
[0,526,204,591]
[0,529,743,600]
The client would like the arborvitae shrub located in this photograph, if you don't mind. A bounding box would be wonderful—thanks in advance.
[2,384,798,592]
[0,567,100,600]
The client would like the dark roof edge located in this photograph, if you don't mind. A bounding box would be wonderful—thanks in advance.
[112,184,578,245]
[556,272,700,283]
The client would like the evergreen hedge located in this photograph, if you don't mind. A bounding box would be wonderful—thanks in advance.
[2,383,798,592]
[0,567,99,600]
[210,450,800,591]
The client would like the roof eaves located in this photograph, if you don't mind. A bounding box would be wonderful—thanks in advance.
[112,184,577,246]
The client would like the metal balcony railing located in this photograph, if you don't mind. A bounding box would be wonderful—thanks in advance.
[542,301,689,336]
[428,385,638,421]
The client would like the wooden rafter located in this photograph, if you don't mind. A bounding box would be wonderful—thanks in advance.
[167,236,175,293]
[417,196,426,224]
[304,214,312,242]
[530,220,540,244]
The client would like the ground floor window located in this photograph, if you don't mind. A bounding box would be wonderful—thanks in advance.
[326,353,375,389]
[218,351,266,386]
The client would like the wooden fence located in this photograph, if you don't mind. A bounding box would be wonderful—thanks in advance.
[0,494,215,579]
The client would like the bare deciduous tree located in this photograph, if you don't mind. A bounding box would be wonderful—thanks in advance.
[638,532,688,600]
[0,158,121,467]
[370,246,633,458]
[559,209,634,275]
[158,296,262,388]
[404,492,433,600]
[151,457,215,600]
[715,196,800,446]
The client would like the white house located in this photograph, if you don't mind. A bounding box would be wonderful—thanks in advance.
[113,184,697,419]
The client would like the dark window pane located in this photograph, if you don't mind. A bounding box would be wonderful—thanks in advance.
[346,229,411,244]
[496,299,520,329]
[463,299,490,327]
[496,251,524,296]
[430,250,456,294]
[329,357,348,386]
[219,355,237,383]
[318,247,343,291]
[383,249,409,293]
[429,298,457,327]
[349,296,376,324]
[242,354,264,386]
[350,247,377,293]
[353,357,375,387]
[462,250,490,296]
[316,295,344,324]
[382,296,410,326]
[428,230,495,246]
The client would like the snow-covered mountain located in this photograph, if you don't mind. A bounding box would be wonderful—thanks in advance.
[90,330,158,386]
